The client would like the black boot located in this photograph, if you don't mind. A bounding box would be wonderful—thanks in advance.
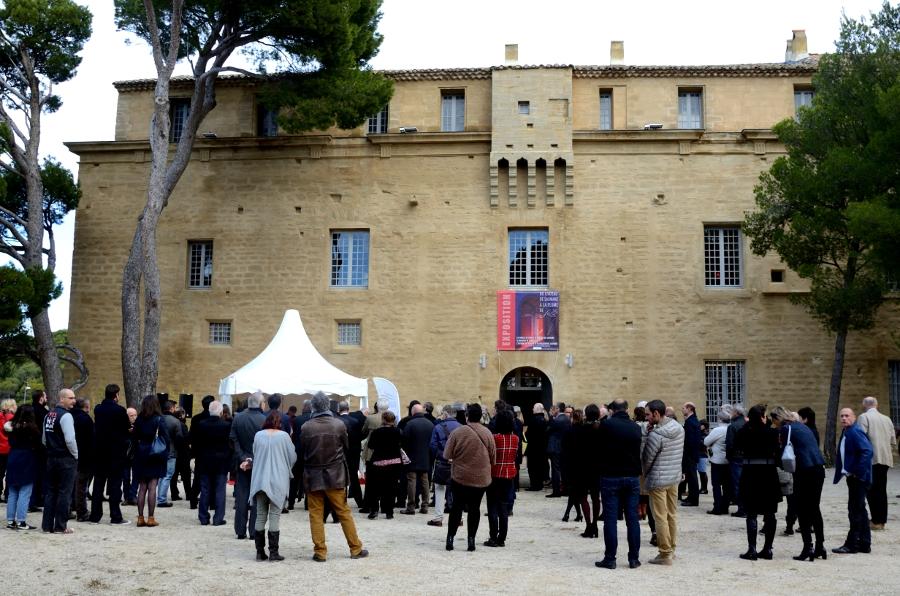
[793,542,815,562]
[446,535,454,551]
[255,533,268,561]
[580,520,593,538]
[268,531,284,562]
[758,518,776,560]
[467,537,476,552]
[740,517,758,560]
[813,541,827,560]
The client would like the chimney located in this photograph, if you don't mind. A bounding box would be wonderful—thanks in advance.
[610,41,624,65]
[784,40,795,62]
[505,44,518,66]
[792,30,808,60]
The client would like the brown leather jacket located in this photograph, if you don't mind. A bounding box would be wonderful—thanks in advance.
[300,412,349,492]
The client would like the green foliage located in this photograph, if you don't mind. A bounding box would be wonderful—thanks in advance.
[0,264,62,334]
[744,0,900,334]
[113,0,393,133]
[0,158,80,224]
[0,0,93,111]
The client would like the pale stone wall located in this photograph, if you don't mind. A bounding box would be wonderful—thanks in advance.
[71,66,900,424]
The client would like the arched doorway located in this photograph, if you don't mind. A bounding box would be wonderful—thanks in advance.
[499,367,552,415]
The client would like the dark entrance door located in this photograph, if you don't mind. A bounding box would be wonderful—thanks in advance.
[499,367,552,415]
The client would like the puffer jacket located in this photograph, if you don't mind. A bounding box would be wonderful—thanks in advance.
[642,417,685,490]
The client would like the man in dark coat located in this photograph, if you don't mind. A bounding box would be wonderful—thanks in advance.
[71,398,95,522]
[230,392,266,538]
[289,400,313,509]
[680,402,703,506]
[525,403,548,490]
[832,408,875,554]
[300,393,368,561]
[401,404,434,514]
[157,400,183,508]
[546,403,571,497]
[725,404,747,516]
[338,401,364,508]
[193,401,233,526]
[595,399,643,569]
[188,395,215,509]
[90,384,131,524]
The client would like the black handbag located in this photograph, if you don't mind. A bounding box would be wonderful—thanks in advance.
[432,459,452,485]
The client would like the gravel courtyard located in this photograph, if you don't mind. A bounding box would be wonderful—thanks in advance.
[5,469,899,595]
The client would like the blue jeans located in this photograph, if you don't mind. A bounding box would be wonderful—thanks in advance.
[198,472,226,525]
[157,457,176,504]
[730,462,744,512]
[7,483,33,523]
[600,476,641,561]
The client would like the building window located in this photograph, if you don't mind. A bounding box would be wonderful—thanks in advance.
[704,226,742,287]
[889,361,900,427]
[509,229,549,287]
[209,321,232,345]
[170,98,191,142]
[677,89,703,129]
[257,102,278,137]
[188,241,213,288]
[518,101,530,115]
[441,90,465,132]
[330,230,369,288]
[599,91,612,130]
[337,321,362,346]
[705,360,746,424]
[368,106,388,134]
[794,88,814,116]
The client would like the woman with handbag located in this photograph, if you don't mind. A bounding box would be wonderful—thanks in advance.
[735,405,781,560]
[770,406,827,561]
[133,395,170,527]
[428,404,461,527]
[365,411,404,519]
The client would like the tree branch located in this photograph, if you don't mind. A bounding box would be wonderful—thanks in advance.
[141,0,167,72]
[165,0,186,71]
[198,65,261,83]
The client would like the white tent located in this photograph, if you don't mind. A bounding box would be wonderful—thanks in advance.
[218,309,369,400]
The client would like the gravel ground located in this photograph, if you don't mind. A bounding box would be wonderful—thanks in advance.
[5,468,899,595]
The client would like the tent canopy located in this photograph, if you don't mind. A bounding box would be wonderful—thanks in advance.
[218,309,369,398]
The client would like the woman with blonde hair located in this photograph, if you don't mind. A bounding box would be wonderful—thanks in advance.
[770,405,827,561]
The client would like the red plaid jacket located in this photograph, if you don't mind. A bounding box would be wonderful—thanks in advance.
[492,433,519,479]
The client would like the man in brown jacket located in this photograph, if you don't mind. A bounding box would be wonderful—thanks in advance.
[300,393,368,562]
[443,403,496,552]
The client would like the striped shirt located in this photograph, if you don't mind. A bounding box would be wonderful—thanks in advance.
[492,433,519,479]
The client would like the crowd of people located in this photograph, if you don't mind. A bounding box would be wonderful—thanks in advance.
[0,385,896,569]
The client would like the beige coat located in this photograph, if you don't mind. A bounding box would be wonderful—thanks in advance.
[859,408,897,467]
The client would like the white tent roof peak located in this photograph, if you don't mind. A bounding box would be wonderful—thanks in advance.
[218,309,369,398]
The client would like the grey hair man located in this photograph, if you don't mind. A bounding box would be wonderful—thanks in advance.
[859,396,897,530]
[401,403,434,515]
[41,388,78,533]
[230,389,266,538]
[300,392,368,561]
[194,399,233,526]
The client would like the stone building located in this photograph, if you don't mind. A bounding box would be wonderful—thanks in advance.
[66,33,900,424]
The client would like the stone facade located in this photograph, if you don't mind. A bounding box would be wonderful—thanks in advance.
[66,48,900,423]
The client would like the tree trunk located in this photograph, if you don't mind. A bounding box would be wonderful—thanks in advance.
[121,223,144,407]
[823,329,848,465]
[31,308,63,399]
[138,204,163,399]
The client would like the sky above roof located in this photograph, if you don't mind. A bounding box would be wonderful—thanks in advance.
[18,0,889,331]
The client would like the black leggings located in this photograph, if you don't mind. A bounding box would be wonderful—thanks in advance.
[447,481,486,539]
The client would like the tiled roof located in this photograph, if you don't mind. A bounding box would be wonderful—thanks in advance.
[114,56,819,90]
